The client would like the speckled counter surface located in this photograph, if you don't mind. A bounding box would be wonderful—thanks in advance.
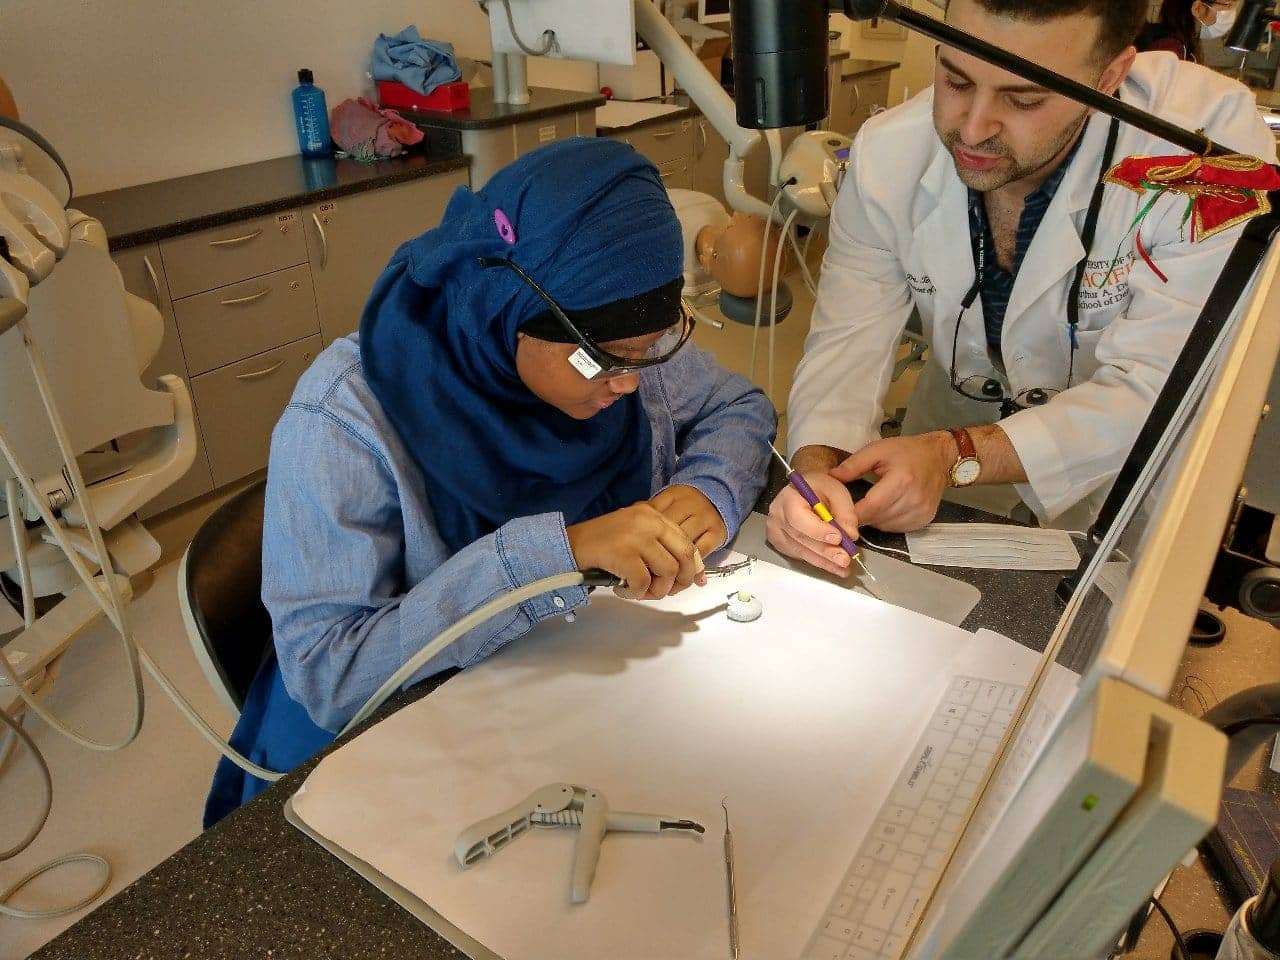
[75,150,471,252]
[842,58,900,79]
[32,469,1068,960]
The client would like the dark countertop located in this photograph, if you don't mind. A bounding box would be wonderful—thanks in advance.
[75,150,471,252]
[843,57,901,79]
[403,86,606,131]
[33,478,1067,960]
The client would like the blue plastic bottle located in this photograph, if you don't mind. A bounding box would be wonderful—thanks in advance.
[292,68,332,158]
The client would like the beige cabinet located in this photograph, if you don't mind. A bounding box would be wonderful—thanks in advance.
[303,170,467,344]
[158,212,308,299]
[190,336,321,487]
[110,243,216,515]
[693,117,730,206]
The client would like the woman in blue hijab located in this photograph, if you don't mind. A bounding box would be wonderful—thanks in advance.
[204,138,776,825]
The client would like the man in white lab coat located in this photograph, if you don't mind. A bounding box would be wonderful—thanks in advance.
[768,0,1275,578]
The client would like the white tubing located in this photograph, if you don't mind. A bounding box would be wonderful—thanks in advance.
[769,209,800,404]
[340,572,587,736]
[751,191,786,382]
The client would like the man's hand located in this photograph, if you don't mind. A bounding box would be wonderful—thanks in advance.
[567,503,706,601]
[767,470,861,578]
[831,432,955,533]
[649,484,727,559]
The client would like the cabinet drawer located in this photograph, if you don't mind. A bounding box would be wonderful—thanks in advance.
[160,211,308,299]
[655,157,693,190]
[174,263,319,375]
[513,114,577,156]
[857,74,890,112]
[625,119,694,168]
[191,335,320,487]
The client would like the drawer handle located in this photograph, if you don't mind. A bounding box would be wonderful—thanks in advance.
[235,359,286,381]
[219,287,271,307]
[311,212,328,269]
[208,228,263,248]
[652,130,678,140]
[143,255,163,307]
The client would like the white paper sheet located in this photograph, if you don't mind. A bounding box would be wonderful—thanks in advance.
[596,99,686,129]
[291,558,988,960]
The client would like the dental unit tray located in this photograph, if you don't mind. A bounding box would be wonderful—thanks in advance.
[455,783,705,904]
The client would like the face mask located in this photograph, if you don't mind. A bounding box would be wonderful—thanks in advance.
[1202,6,1239,40]
[905,523,1082,571]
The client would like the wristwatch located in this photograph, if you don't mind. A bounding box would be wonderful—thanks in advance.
[948,428,982,487]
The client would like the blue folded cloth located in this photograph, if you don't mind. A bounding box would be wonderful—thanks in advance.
[372,25,462,95]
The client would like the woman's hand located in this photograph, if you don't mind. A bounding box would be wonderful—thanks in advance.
[567,503,707,601]
[649,484,728,558]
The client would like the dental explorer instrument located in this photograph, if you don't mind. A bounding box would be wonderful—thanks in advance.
[768,441,875,581]
[722,799,740,960]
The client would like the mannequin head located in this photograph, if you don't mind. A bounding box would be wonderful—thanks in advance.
[695,212,784,298]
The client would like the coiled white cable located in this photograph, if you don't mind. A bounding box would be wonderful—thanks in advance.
[769,209,800,405]
[750,190,787,385]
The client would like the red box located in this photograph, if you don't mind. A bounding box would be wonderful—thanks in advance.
[376,80,471,113]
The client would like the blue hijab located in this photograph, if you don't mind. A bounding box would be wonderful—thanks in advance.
[360,138,684,555]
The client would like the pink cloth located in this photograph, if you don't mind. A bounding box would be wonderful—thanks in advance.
[329,97,425,160]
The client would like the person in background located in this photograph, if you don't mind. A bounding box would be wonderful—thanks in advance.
[1136,0,1239,61]
[770,0,1272,578]
[204,138,776,825]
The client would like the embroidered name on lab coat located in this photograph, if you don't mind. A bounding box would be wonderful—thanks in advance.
[1077,252,1135,312]
[906,273,936,297]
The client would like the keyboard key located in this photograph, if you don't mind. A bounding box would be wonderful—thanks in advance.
[843,877,864,900]
[956,780,978,800]
[962,764,985,784]
[919,799,946,820]
[856,881,875,902]
[968,709,992,727]
[852,857,875,878]
[926,782,952,802]
[941,751,967,771]
[958,723,984,741]
[883,934,907,959]
[931,715,961,734]
[870,840,898,863]
[824,916,857,941]
[924,849,947,871]
[891,852,922,875]
[901,832,929,856]
[999,686,1022,711]
[852,924,886,950]
[948,795,970,815]
[831,895,855,917]
[941,814,964,835]
[973,682,1001,713]
[933,766,961,788]
[884,804,914,826]
[896,887,932,933]
[863,870,913,931]
[972,750,994,769]
[846,948,879,960]
[946,678,977,705]
[939,702,965,720]
[806,936,848,960]
[992,708,1014,728]
[874,822,904,843]
[952,737,978,756]
[909,813,938,836]
[931,830,956,851]
[979,736,1002,754]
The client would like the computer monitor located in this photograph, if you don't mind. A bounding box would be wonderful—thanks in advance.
[909,235,1280,959]
[698,0,731,25]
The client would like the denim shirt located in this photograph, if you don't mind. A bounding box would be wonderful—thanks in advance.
[261,334,776,733]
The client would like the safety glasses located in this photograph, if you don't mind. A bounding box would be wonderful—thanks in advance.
[479,256,696,381]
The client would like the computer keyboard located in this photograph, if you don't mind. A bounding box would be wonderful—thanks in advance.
[803,677,1026,960]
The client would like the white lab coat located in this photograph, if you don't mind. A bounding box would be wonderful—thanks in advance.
[788,53,1276,526]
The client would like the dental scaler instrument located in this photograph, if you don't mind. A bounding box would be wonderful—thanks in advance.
[455,783,705,904]
[581,556,756,589]
[768,441,876,581]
